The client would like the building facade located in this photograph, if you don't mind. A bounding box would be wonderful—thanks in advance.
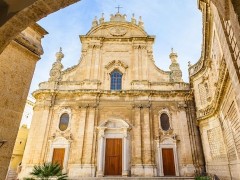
[6,96,35,180]
[189,0,240,179]
[19,13,204,178]
[6,125,29,180]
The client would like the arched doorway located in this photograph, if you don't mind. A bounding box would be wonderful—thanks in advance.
[96,119,131,177]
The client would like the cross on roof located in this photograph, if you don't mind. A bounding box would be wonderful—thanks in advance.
[115,5,122,13]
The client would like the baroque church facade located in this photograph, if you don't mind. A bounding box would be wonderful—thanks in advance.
[19,13,204,178]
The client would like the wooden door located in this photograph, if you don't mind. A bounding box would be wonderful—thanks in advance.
[105,139,122,175]
[52,148,65,168]
[162,148,176,176]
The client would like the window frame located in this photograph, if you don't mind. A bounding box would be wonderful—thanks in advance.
[59,113,70,131]
[159,109,172,132]
[110,69,123,90]
[57,107,71,132]
[160,113,170,131]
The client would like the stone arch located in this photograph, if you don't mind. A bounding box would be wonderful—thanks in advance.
[0,2,80,178]
[96,118,131,177]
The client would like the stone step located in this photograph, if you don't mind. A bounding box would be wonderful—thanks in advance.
[75,177,195,180]
[6,169,17,180]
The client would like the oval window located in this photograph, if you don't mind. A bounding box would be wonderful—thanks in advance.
[160,113,170,131]
[59,113,69,131]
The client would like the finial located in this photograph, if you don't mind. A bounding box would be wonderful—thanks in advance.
[188,61,192,67]
[55,47,64,61]
[169,48,178,63]
[138,16,144,29]
[99,13,104,24]
[92,16,98,28]
[131,13,136,24]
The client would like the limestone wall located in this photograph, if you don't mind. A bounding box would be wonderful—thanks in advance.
[190,1,240,179]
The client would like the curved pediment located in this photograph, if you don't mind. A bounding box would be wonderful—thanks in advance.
[86,22,148,38]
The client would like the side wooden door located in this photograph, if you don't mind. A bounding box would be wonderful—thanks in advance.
[52,148,65,168]
[162,148,176,176]
[104,138,122,175]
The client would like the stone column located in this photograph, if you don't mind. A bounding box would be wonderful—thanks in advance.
[131,105,143,176]
[138,46,142,80]
[142,107,152,164]
[70,106,87,164]
[97,128,106,177]
[86,45,93,79]
[93,45,101,80]
[122,129,129,176]
[0,36,44,179]
[133,45,139,80]
[82,105,96,176]
[142,105,156,176]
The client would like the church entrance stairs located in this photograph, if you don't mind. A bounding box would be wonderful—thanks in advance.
[75,177,195,180]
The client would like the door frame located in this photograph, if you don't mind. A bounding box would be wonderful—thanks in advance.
[104,138,123,176]
[47,137,71,173]
[96,119,131,177]
[156,137,179,176]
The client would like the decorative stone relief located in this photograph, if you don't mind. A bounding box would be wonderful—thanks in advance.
[105,60,128,80]
[109,26,127,36]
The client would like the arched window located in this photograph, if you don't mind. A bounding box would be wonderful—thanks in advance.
[160,113,170,131]
[110,70,122,90]
[59,113,69,131]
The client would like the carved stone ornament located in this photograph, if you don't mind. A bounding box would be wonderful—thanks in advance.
[109,26,127,36]
[51,129,73,141]
[49,48,64,82]
[105,60,128,70]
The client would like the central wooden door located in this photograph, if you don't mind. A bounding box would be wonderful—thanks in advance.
[162,148,176,176]
[52,148,65,169]
[105,138,122,175]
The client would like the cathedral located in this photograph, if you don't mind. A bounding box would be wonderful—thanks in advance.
[0,0,239,179]
[19,12,204,178]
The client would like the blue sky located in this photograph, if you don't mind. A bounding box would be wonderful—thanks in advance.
[29,0,202,94]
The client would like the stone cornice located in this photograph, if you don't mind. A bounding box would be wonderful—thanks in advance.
[189,0,212,78]
[80,36,155,42]
[33,89,191,99]
[14,33,43,56]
